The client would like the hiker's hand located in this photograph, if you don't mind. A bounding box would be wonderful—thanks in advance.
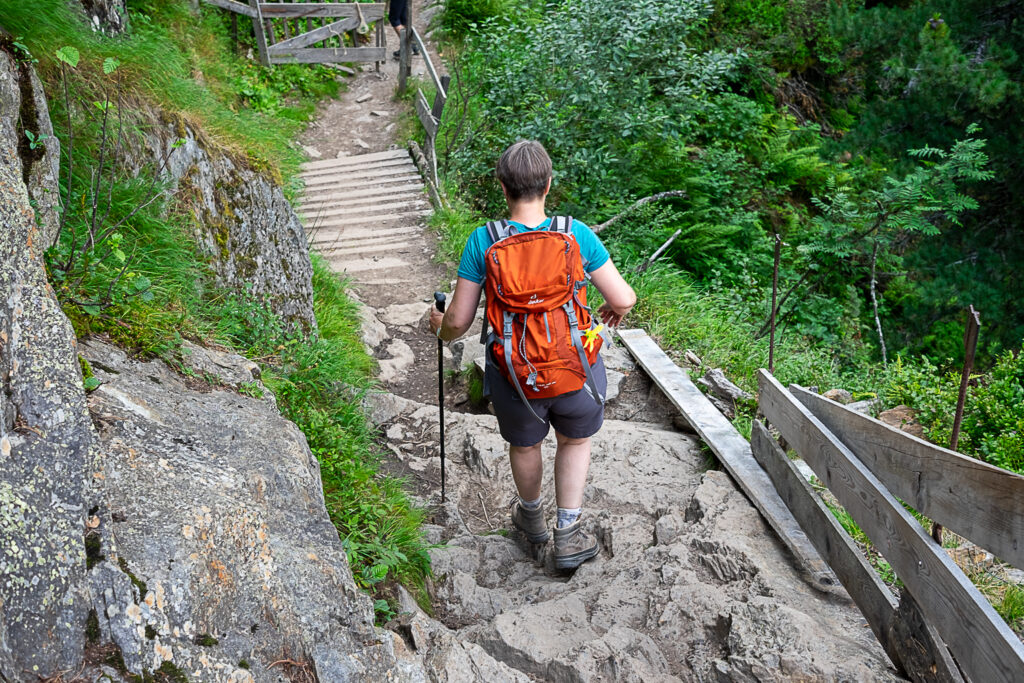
[428,307,444,336]
[598,303,625,328]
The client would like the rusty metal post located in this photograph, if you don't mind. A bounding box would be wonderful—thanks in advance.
[934,305,981,544]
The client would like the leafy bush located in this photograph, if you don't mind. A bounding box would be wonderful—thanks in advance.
[882,348,1024,474]
[437,0,515,40]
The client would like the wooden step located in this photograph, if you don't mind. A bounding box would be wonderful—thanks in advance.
[299,158,417,180]
[300,165,420,187]
[300,149,409,171]
[318,240,419,258]
[306,211,430,232]
[300,199,429,222]
[300,174,423,196]
[327,255,412,273]
[308,225,420,244]
[298,183,426,206]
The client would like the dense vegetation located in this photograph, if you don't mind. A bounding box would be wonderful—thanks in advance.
[431,0,1023,474]
[3,0,429,614]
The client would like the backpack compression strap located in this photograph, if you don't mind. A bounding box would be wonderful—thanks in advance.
[502,310,546,424]
[564,300,606,405]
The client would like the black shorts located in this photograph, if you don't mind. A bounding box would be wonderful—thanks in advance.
[388,0,410,28]
[485,354,607,447]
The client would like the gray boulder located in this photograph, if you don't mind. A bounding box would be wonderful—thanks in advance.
[81,340,418,680]
[0,53,93,679]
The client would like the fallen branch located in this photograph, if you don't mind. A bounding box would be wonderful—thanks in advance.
[591,190,687,234]
[634,228,682,274]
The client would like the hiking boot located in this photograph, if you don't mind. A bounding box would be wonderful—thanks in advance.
[553,517,599,569]
[510,499,549,544]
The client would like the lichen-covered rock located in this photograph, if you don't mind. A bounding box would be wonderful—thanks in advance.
[80,0,129,34]
[0,58,92,679]
[146,118,317,333]
[80,340,419,681]
[0,46,62,248]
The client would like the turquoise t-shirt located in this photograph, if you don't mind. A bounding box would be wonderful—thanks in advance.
[456,217,610,285]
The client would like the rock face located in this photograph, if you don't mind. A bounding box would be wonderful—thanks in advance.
[147,117,317,332]
[80,0,129,34]
[0,55,93,677]
[0,45,62,248]
[81,340,417,680]
[369,392,902,681]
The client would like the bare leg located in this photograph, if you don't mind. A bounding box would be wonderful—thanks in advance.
[554,433,591,509]
[509,442,543,501]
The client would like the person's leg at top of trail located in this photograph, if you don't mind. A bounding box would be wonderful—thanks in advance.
[388,0,418,58]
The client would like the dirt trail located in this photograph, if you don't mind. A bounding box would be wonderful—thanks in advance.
[298,11,903,681]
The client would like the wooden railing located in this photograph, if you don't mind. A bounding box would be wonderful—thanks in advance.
[757,370,1024,681]
[397,25,448,207]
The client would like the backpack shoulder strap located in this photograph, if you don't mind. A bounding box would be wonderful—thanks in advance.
[549,215,573,235]
[485,219,513,244]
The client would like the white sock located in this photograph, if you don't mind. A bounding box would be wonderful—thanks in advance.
[520,495,542,510]
[556,507,581,528]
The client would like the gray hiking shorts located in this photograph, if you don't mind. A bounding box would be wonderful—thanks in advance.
[485,353,607,447]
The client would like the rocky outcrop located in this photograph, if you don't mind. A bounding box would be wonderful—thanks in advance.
[0,44,62,248]
[146,117,317,333]
[80,0,129,35]
[0,54,92,677]
[369,392,901,681]
[80,339,418,680]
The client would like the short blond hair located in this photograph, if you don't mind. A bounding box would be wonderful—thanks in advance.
[496,140,552,202]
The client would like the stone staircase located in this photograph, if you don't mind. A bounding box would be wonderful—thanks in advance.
[298,149,433,302]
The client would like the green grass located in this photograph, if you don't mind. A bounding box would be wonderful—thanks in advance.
[12,0,431,620]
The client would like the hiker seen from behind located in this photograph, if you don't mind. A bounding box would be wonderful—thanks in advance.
[428,140,636,570]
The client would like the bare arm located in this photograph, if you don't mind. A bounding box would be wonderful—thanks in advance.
[428,277,483,341]
[589,260,636,327]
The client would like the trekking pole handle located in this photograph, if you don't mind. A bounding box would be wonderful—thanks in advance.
[434,291,447,313]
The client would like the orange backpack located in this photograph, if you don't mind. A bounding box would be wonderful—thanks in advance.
[483,216,604,422]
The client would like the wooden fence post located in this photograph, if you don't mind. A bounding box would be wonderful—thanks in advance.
[247,0,270,66]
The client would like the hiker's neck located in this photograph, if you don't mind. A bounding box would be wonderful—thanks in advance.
[507,195,548,227]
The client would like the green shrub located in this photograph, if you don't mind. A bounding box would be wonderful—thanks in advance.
[438,0,515,40]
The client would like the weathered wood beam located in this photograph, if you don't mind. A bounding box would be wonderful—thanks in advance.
[202,0,258,17]
[617,329,837,589]
[247,0,270,66]
[751,422,964,682]
[794,386,1024,570]
[410,27,446,98]
[258,3,384,19]
[758,369,1024,682]
[267,46,387,64]
[415,89,438,138]
[270,16,360,51]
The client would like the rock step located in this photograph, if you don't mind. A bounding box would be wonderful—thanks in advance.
[299,183,426,207]
[300,163,419,185]
[299,174,423,196]
[300,198,429,221]
[300,148,410,171]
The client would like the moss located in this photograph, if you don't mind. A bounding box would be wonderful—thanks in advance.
[86,608,101,644]
[85,532,103,569]
[150,661,190,683]
[194,633,218,647]
[237,659,250,670]
[117,556,148,597]
[145,624,158,640]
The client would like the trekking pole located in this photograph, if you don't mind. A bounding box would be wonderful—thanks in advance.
[434,291,447,503]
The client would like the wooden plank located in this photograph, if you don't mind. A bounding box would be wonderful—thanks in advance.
[308,225,419,243]
[299,183,425,204]
[617,329,837,589]
[318,240,418,257]
[248,0,270,66]
[793,386,1024,570]
[304,210,429,232]
[300,149,410,171]
[202,0,258,17]
[300,173,423,196]
[258,2,384,18]
[758,369,1024,682]
[751,422,964,682]
[270,16,361,51]
[431,75,450,121]
[300,165,419,186]
[299,199,429,223]
[326,255,411,273]
[268,46,387,64]
[300,159,417,179]
[411,27,446,98]
[750,422,901,663]
[415,89,438,138]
